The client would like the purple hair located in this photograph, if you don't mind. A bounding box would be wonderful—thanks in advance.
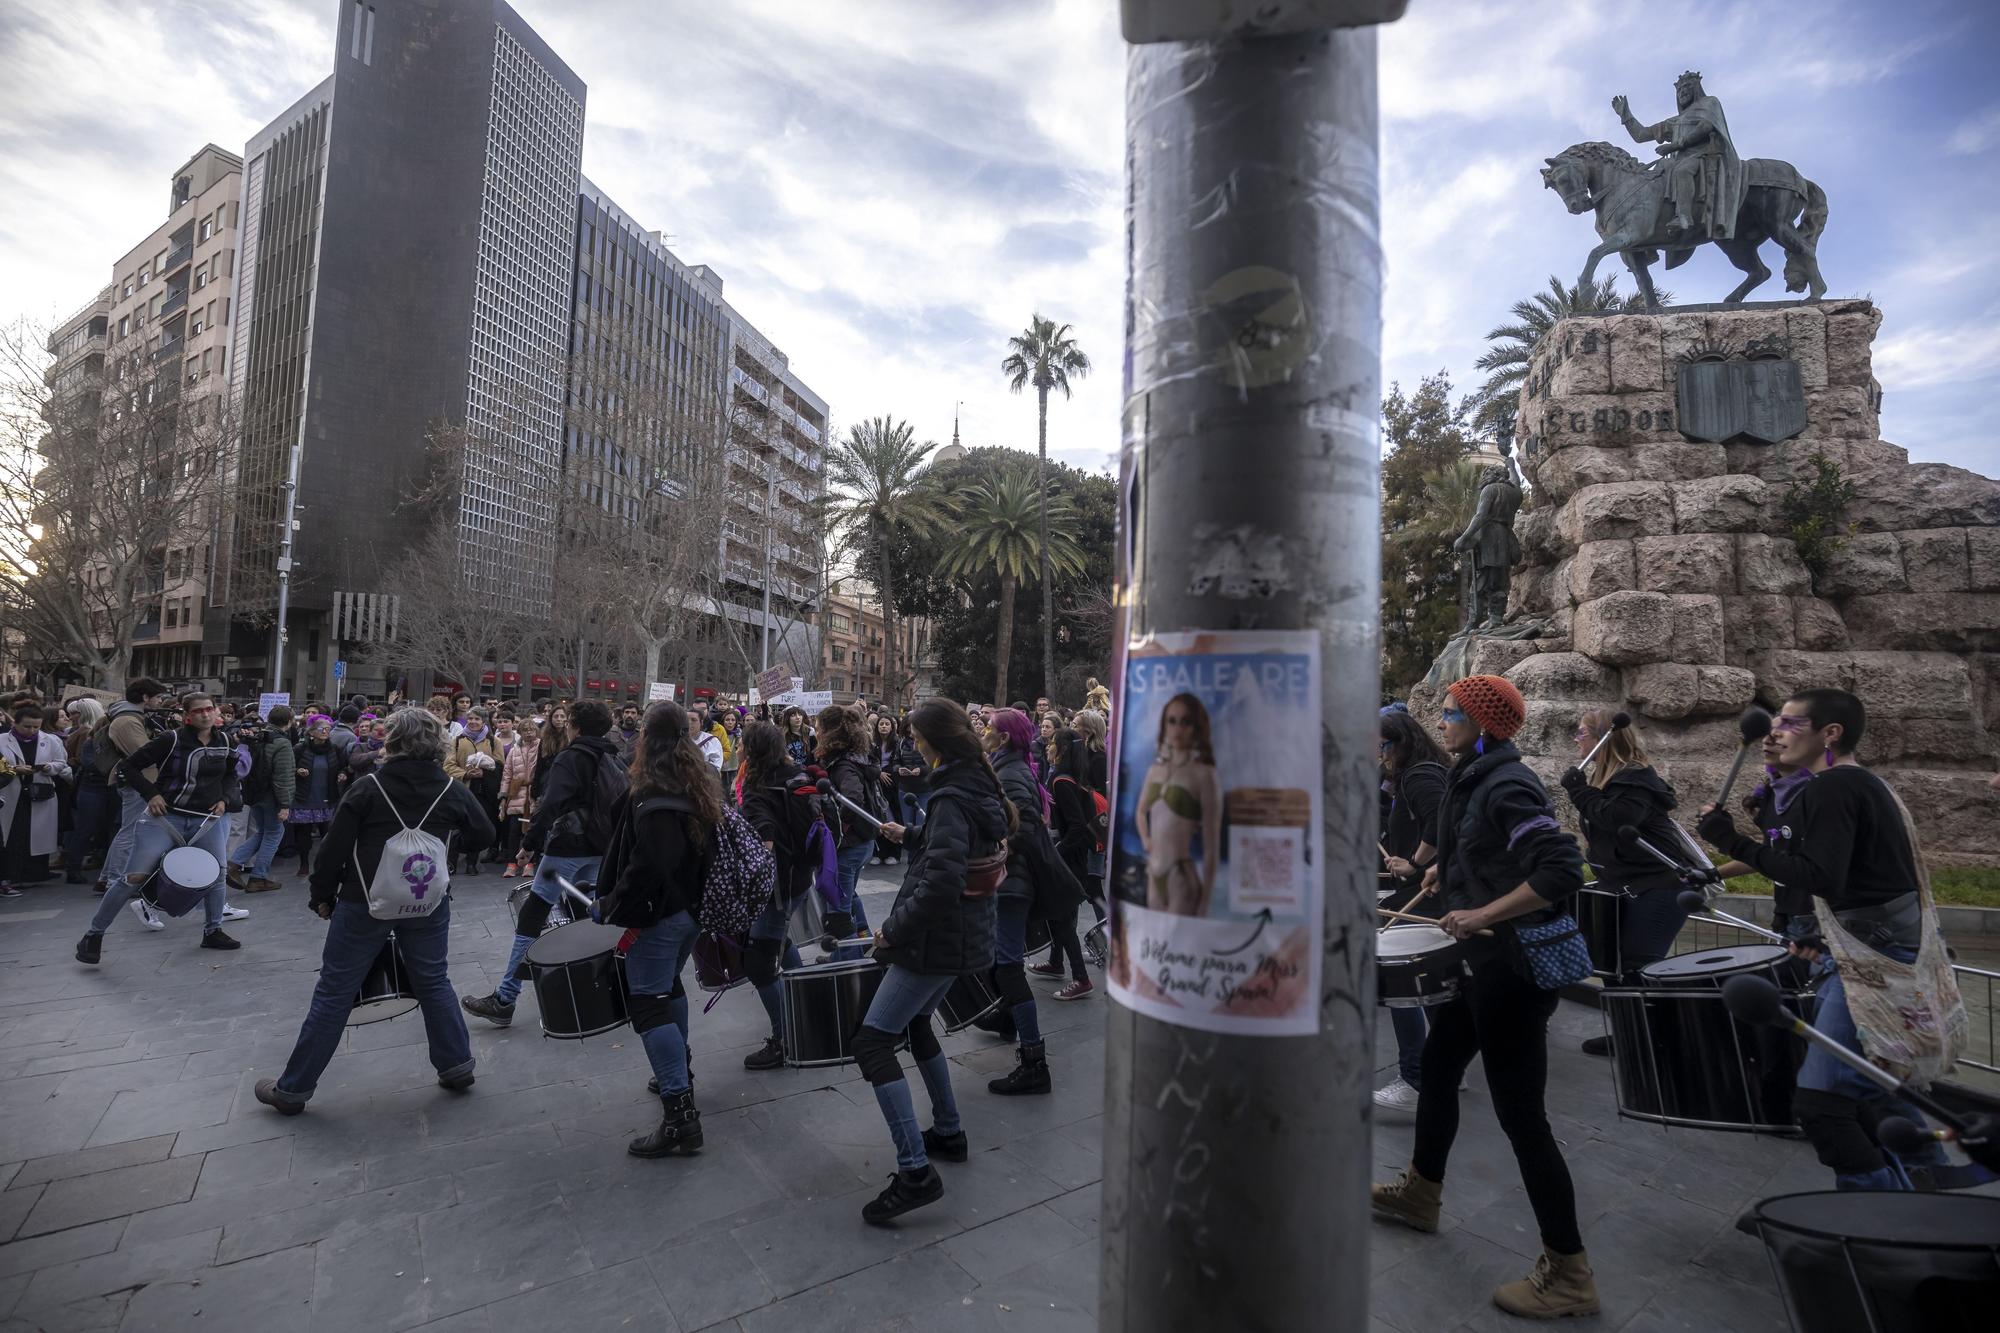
[987,707,1037,758]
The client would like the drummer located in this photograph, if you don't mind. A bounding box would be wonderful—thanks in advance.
[1373,707,1449,1117]
[76,694,242,964]
[1715,731,1815,941]
[736,721,815,1072]
[253,707,493,1115]
[1696,688,1953,1191]
[1557,709,1690,1054]
[1371,675,1600,1319]
[854,699,1010,1225]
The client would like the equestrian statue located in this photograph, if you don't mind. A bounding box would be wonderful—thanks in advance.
[1541,72,1829,310]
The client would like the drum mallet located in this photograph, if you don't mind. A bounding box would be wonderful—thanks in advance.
[1713,706,1773,810]
[551,875,597,916]
[1577,712,1631,771]
[814,778,885,833]
[1723,974,1996,1169]
[1879,1112,2000,1175]
[1672,889,1787,945]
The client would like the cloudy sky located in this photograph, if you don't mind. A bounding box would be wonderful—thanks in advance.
[2,0,1995,476]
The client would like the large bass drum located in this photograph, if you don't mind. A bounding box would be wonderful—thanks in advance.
[1749,1191,2000,1333]
[521,922,630,1040]
[348,934,418,1025]
[780,958,896,1068]
[1601,945,1814,1133]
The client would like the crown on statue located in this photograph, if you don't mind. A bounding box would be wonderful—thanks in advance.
[1675,70,1704,91]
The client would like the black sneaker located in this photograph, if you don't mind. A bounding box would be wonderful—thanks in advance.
[75,932,102,965]
[968,1008,1016,1041]
[461,993,515,1027]
[743,1035,784,1070]
[437,1063,476,1093]
[862,1166,944,1225]
[1581,1035,1613,1058]
[201,929,242,951]
[923,1127,969,1162]
[254,1079,305,1116]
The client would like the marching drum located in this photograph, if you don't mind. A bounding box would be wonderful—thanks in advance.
[1376,924,1467,1008]
[1574,886,1627,978]
[348,935,418,1025]
[522,921,631,1039]
[937,970,1002,1033]
[507,882,572,933]
[1749,1191,2000,1333]
[144,845,222,918]
[1082,918,1108,970]
[1024,915,1052,961]
[780,958,896,1067]
[1601,945,1815,1133]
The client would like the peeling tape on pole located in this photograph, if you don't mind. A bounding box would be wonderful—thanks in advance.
[1105,629,1323,1035]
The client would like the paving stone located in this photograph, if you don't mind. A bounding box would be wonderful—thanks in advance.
[732,1183,961,1298]
[115,1242,315,1333]
[18,1155,202,1237]
[83,1073,240,1149]
[10,1134,178,1190]
[938,1204,1084,1282]
[123,1163,367,1252]
[647,1232,776,1331]
[193,1133,294,1197]
[15,1227,219,1315]
[309,1214,436,1331]
[0,1183,43,1243]
[1043,1185,1100,1241]
[565,1140,781,1267]
[361,1125,558,1190]
[0,1219,126,1282]
[415,1180,592,1319]
[736,1247,978,1333]
[475,1256,677,1331]
[215,1173,455,1265]
[1372,1227,1537,1332]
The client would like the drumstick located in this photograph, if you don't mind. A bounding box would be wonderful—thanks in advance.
[1377,905,1492,936]
[1377,841,1392,861]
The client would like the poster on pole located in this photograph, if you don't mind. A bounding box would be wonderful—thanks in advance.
[1104,630,1323,1036]
[646,681,675,703]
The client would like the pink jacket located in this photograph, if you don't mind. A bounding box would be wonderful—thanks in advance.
[501,736,539,817]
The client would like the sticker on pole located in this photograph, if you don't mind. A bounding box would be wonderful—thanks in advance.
[1105,630,1322,1036]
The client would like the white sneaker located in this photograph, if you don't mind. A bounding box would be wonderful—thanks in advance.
[1373,1077,1421,1115]
[128,899,166,931]
[221,905,249,921]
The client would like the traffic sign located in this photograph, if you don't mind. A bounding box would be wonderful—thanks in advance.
[332,659,346,680]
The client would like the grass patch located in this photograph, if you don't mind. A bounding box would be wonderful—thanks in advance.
[1721,868,2000,910]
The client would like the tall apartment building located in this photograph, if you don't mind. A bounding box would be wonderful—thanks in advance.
[39,146,241,687]
[721,301,829,684]
[218,0,585,696]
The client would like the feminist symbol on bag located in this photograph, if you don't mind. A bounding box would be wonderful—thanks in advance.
[403,851,438,900]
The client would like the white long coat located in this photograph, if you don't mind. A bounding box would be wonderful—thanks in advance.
[0,730,71,856]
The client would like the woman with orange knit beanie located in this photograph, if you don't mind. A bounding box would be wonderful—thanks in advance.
[1370,675,1600,1319]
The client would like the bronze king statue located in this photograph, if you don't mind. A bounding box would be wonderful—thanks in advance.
[1454,465,1522,631]
[1541,72,1830,308]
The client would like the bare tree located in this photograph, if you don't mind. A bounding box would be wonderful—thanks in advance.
[0,315,236,693]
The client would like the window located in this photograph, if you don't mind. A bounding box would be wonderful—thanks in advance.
[199,217,213,242]
[193,268,206,291]
[832,646,846,664]
[118,315,130,338]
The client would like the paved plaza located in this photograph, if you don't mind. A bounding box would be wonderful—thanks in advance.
[0,869,1878,1332]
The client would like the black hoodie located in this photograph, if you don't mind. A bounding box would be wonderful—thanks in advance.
[740,762,821,903]
[1434,739,1584,963]
[1560,762,1684,892]
[877,759,1007,976]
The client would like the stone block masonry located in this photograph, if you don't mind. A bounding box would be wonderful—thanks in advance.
[1413,301,2000,864]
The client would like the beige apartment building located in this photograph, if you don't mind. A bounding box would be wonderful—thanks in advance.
[820,575,928,706]
[98,145,243,684]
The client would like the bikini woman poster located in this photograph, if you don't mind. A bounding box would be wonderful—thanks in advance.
[1106,630,1323,1036]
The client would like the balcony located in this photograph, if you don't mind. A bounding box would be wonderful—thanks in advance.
[160,286,188,319]
[162,240,193,275]
[153,336,183,363]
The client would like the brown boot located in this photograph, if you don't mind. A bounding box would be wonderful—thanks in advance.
[1493,1247,1599,1319]
[1370,1164,1443,1233]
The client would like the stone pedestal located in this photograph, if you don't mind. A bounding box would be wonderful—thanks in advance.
[1412,301,2000,864]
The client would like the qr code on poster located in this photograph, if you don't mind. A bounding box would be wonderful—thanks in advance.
[1229,826,1304,913]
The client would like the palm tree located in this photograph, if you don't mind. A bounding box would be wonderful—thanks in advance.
[1001,314,1090,701]
[1466,275,1665,442]
[941,464,1087,704]
[822,417,944,707]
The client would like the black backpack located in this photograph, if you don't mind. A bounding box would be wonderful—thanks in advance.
[551,747,631,854]
[242,734,276,802]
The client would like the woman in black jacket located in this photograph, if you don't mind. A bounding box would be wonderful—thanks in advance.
[817,705,878,942]
[1373,708,1450,1116]
[853,699,1011,1224]
[594,701,718,1159]
[1557,708,1691,1055]
[870,714,903,865]
[1035,728,1098,1000]
[1371,676,1598,1319]
[736,721,812,1071]
[892,718,930,834]
[253,707,493,1115]
[981,707,1065,1096]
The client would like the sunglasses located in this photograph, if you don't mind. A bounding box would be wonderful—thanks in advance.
[1440,707,1468,725]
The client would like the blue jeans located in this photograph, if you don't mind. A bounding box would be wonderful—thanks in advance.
[748,897,802,1038]
[91,810,228,935]
[495,854,601,1005]
[994,895,1042,1046]
[623,910,699,1098]
[230,799,286,878]
[101,786,148,888]
[275,898,471,1100]
[861,965,959,1170]
[832,841,874,957]
[1391,1007,1429,1088]
[1799,947,1947,1190]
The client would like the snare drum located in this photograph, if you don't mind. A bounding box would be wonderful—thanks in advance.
[522,922,631,1039]
[1082,919,1108,970]
[1376,924,1467,1008]
[348,935,418,1025]
[1024,915,1052,961]
[144,845,222,918]
[507,883,572,933]
[1601,945,1816,1133]
[937,971,1002,1033]
[1574,886,1627,978]
[780,958,893,1067]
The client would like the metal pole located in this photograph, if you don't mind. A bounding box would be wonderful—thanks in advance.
[760,453,776,673]
[268,439,303,695]
[1104,6,1396,1328]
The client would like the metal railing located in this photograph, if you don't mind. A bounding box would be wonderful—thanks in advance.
[163,240,194,273]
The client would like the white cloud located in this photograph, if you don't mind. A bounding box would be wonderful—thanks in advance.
[1947,104,2000,155]
[1874,318,2000,391]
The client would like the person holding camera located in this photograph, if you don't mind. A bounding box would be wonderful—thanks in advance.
[0,703,73,896]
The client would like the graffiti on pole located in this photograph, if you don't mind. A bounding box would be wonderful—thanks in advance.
[1105,629,1323,1036]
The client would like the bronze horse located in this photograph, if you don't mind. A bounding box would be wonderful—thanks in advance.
[1542,141,1828,310]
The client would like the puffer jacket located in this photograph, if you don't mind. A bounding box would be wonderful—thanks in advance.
[1434,739,1584,966]
[990,746,1043,902]
[501,736,538,817]
[876,759,1006,976]
[1560,761,1683,892]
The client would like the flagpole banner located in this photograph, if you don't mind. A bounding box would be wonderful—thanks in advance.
[1105,630,1323,1036]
